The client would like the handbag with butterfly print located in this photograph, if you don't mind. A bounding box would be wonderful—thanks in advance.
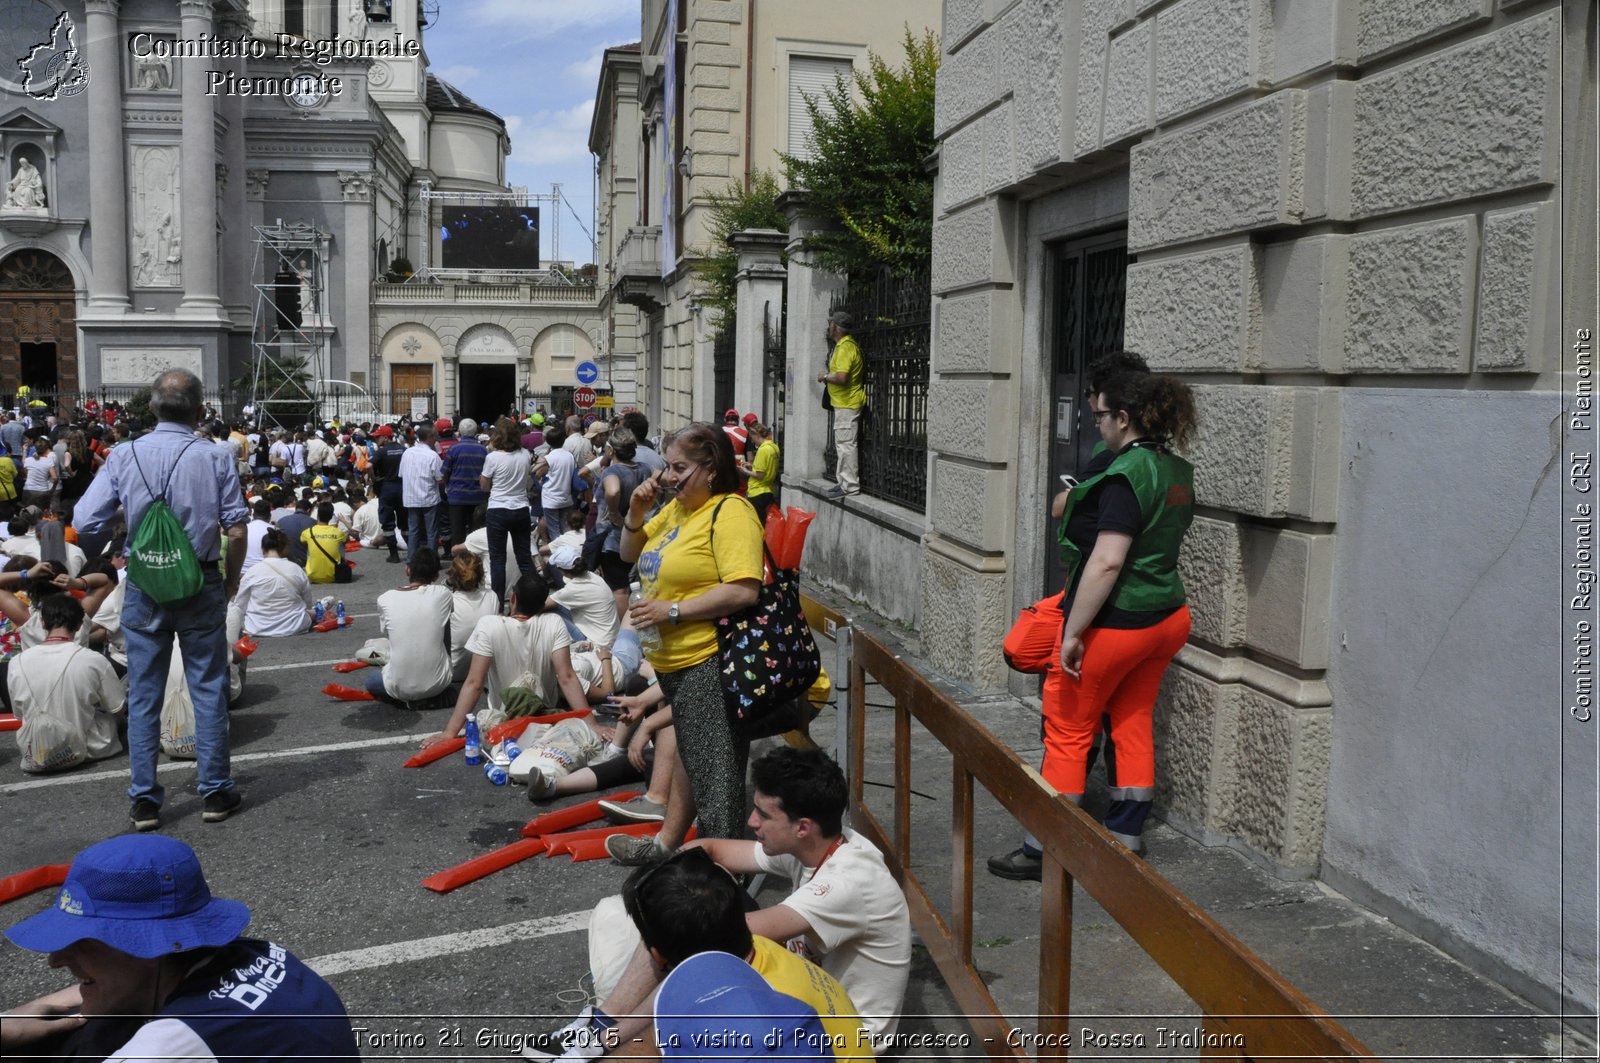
[710,499,822,737]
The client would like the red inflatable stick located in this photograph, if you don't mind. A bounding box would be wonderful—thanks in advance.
[485,716,541,744]
[403,738,464,768]
[0,714,20,733]
[345,541,363,551]
[543,821,658,855]
[521,792,639,837]
[0,863,69,906]
[321,683,375,701]
[331,660,370,673]
[564,838,616,862]
[420,838,547,894]
[232,637,260,658]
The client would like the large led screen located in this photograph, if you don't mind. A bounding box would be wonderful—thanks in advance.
[440,206,540,270]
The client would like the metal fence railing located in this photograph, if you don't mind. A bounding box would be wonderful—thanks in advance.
[826,609,1377,1061]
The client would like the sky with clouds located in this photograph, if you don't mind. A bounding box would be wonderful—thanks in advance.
[421,0,641,267]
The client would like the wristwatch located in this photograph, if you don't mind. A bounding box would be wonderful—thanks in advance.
[668,602,681,624]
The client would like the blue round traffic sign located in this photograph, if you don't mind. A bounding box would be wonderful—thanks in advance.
[576,361,600,385]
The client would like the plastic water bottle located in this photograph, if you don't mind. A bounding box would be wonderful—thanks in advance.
[500,736,524,763]
[463,713,483,766]
[484,759,509,785]
[630,581,662,654]
[336,600,346,626]
[313,600,325,625]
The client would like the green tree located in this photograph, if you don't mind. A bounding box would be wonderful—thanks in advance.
[699,170,787,333]
[783,29,939,280]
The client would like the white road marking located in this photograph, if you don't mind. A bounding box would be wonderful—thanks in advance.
[249,658,351,673]
[307,910,590,977]
[0,733,427,795]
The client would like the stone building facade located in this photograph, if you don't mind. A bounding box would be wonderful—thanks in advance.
[605,0,940,431]
[926,0,1594,1012]
[0,0,573,422]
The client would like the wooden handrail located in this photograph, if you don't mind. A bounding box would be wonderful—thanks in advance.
[843,625,1377,1062]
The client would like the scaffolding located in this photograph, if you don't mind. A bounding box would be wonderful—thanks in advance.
[248,221,329,428]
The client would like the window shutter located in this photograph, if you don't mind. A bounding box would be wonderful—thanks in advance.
[788,56,852,160]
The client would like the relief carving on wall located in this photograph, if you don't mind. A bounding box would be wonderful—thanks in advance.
[130,144,181,287]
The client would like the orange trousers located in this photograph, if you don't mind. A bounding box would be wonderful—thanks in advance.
[1040,606,1191,795]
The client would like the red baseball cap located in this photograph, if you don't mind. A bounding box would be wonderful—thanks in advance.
[373,425,394,438]
[434,417,453,433]
[723,408,739,422]
[742,413,758,427]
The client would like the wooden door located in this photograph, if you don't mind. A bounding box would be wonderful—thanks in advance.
[389,364,433,415]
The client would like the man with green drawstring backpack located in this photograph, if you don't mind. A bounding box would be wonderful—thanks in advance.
[74,370,251,833]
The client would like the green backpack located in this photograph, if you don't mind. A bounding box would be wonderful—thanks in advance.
[126,439,205,603]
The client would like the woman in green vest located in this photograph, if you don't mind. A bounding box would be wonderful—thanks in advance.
[991,369,1197,874]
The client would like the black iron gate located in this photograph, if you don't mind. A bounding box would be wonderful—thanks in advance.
[712,327,735,420]
[828,268,931,511]
[762,297,786,447]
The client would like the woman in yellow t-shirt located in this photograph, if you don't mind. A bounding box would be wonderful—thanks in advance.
[738,421,781,526]
[620,423,764,858]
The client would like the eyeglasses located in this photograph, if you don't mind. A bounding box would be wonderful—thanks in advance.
[1090,408,1117,422]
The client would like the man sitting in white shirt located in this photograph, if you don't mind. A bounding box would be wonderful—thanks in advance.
[558,748,912,1059]
[10,593,126,774]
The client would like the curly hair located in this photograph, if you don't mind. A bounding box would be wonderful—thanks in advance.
[1099,371,1198,450]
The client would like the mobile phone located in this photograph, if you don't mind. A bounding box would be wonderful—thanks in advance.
[1059,474,1078,489]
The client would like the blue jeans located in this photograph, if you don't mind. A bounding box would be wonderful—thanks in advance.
[124,572,232,804]
[485,505,534,607]
[407,502,440,565]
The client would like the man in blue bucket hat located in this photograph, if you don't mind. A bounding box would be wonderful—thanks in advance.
[2,835,356,1061]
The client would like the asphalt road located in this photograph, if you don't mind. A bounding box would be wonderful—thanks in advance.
[1,558,653,1059]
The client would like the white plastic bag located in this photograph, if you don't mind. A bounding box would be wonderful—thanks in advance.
[160,649,197,759]
[507,717,604,787]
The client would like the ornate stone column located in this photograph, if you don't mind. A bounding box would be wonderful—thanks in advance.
[778,191,846,483]
[216,6,252,326]
[338,171,375,382]
[178,0,222,314]
[83,0,129,311]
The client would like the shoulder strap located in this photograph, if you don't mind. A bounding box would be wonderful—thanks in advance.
[310,529,341,565]
[129,437,203,504]
[708,495,776,578]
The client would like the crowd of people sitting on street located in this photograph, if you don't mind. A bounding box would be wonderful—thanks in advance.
[0,379,934,1060]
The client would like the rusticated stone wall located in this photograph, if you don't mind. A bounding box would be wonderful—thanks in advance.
[927,0,1591,1013]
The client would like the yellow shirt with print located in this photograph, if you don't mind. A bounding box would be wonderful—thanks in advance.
[302,524,346,584]
[749,935,873,1060]
[637,493,764,673]
[826,335,866,409]
[748,439,780,498]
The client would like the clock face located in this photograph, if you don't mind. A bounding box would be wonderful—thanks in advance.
[287,73,327,109]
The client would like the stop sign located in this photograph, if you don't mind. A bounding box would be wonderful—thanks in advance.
[574,386,597,409]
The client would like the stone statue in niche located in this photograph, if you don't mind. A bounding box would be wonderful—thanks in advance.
[4,158,46,209]
[297,259,316,319]
[134,50,172,90]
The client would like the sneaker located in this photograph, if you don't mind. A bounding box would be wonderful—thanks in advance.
[985,847,1042,881]
[825,485,847,499]
[202,788,242,823]
[605,833,668,866]
[129,798,161,832]
[386,552,402,563]
[599,794,666,824]
[525,771,554,802]
[520,1007,606,1061]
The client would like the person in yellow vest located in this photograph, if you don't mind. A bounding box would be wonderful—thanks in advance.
[739,419,781,526]
[817,311,865,499]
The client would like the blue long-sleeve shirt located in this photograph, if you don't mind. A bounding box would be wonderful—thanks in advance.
[440,438,488,505]
[75,421,250,563]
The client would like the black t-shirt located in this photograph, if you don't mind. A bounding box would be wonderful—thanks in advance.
[374,442,406,482]
[1060,444,1180,631]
